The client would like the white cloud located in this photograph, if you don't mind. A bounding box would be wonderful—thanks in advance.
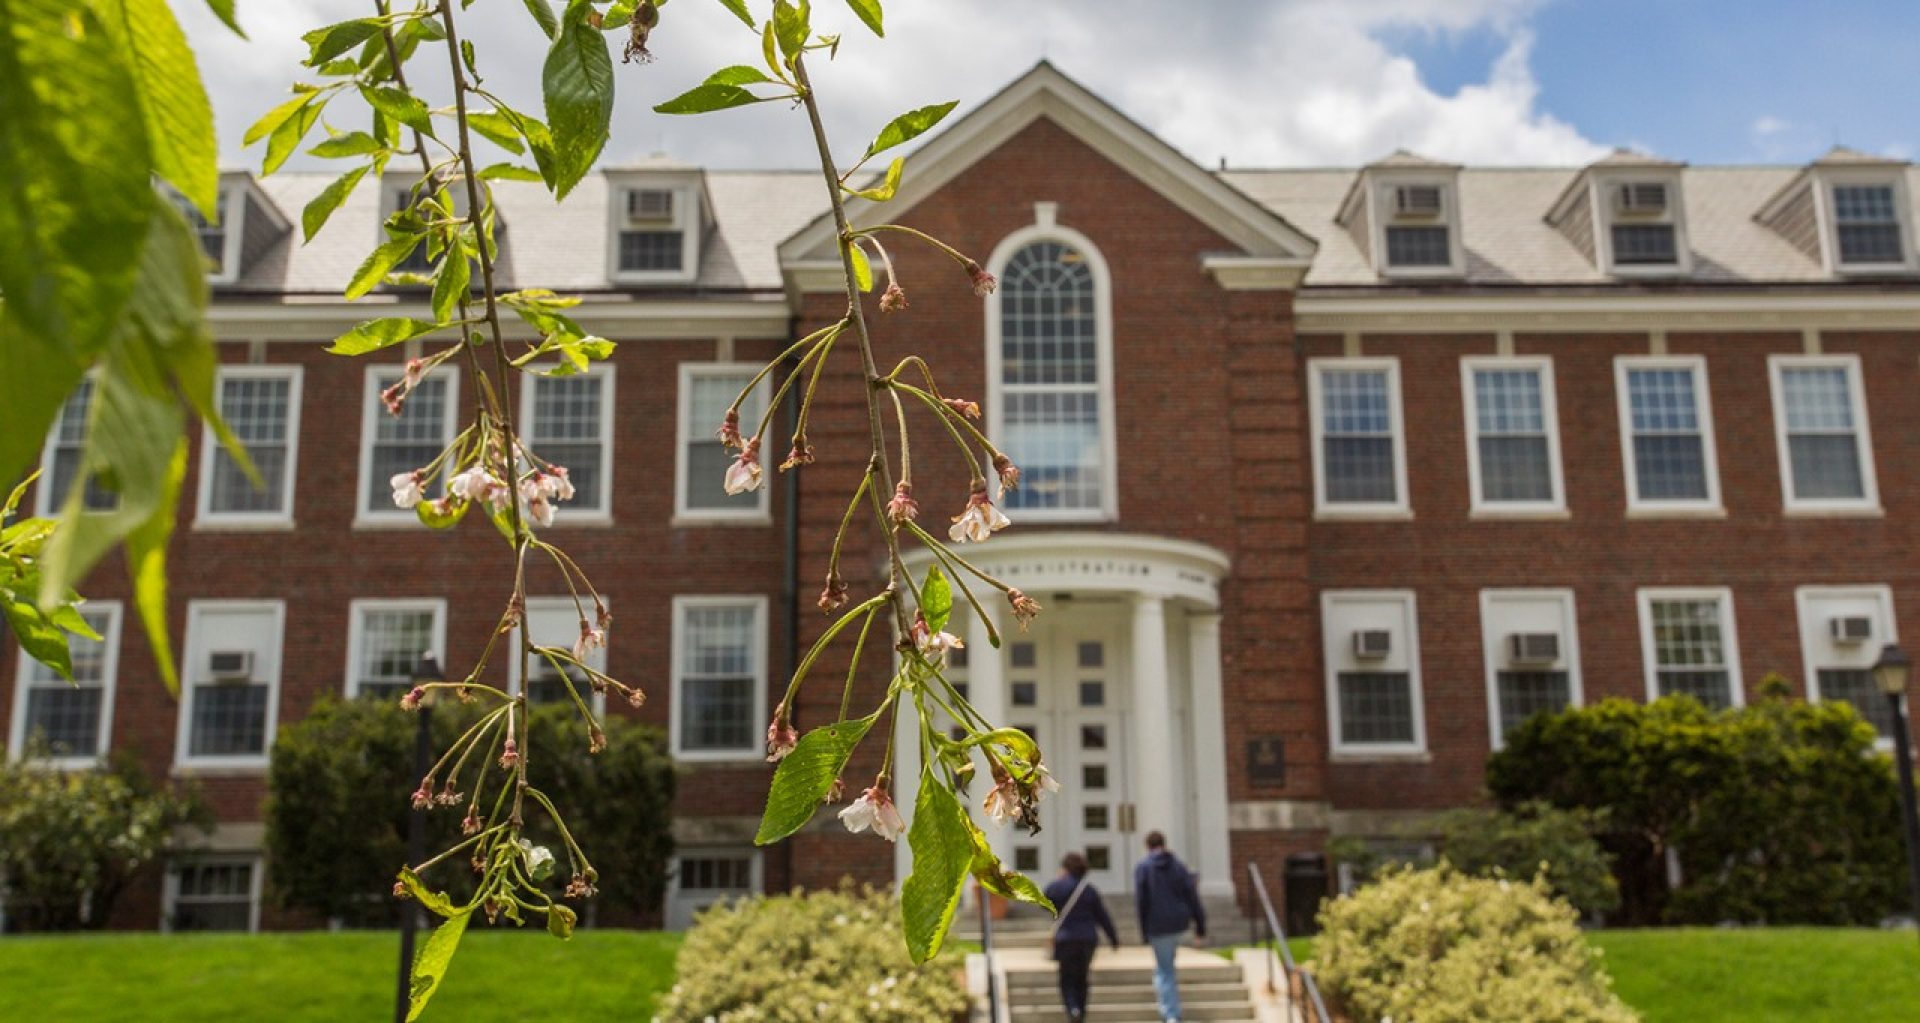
[1752,115,1790,136]
[180,0,1604,172]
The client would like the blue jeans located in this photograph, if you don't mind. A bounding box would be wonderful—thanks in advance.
[1148,932,1183,1020]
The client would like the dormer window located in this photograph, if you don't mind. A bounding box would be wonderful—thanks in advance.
[1757,148,1915,276]
[1549,151,1690,277]
[1337,151,1464,278]
[1831,183,1905,267]
[159,174,289,287]
[607,169,704,285]
[1607,181,1678,267]
[1382,185,1451,268]
[618,188,685,273]
[168,190,230,277]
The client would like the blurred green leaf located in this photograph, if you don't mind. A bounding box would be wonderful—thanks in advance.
[773,0,809,62]
[920,565,952,633]
[303,165,369,242]
[521,0,558,38]
[245,92,314,146]
[850,242,873,292]
[263,96,325,175]
[849,156,904,201]
[203,0,244,37]
[541,6,614,198]
[431,238,471,324]
[328,317,443,355]
[302,18,383,68]
[844,0,882,37]
[468,111,527,154]
[715,0,755,29]
[308,130,383,159]
[653,82,777,115]
[346,235,426,299]
[105,0,218,217]
[362,85,434,139]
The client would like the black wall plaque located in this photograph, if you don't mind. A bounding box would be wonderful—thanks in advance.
[1247,737,1286,787]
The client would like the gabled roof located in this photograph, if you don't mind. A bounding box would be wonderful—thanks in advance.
[1757,145,1913,220]
[1547,148,1686,221]
[1335,149,1461,224]
[1812,144,1908,167]
[777,61,1318,270]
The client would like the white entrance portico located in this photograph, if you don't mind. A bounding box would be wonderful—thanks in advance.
[896,532,1235,898]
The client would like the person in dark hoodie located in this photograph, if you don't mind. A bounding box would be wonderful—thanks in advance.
[1043,851,1120,1022]
[1132,831,1207,1023]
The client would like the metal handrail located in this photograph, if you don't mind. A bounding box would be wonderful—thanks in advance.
[976,883,1000,1023]
[1245,862,1334,1023]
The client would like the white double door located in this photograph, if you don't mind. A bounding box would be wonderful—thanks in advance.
[997,608,1135,894]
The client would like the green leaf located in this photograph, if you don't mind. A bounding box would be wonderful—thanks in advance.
[705,64,777,87]
[308,131,383,159]
[302,18,382,68]
[468,111,527,155]
[865,101,957,159]
[405,908,472,1021]
[844,0,882,36]
[849,157,904,202]
[3,589,74,683]
[303,166,369,243]
[124,440,187,695]
[346,236,426,299]
[416,498,468,529]
[920,565,953,634]
[396,867,460,917]
[652,83,778,116]
[244,93,312,146]
[542,6,614,199]
[773,0,810,62]
[203,0,245,37]
[328,318,443,356]
[431,238,471,324]
[967,820,1053,911]
[264,97,325,175]
[479,163,544,183]
[460,39,479,82]
[715,0,756,29]
[105,0,218,217]
[901,769,972,964]
[546,904,577,939]
[521,0,559,38]
[362,86,435,139]
[756,710,880,844]
[849,243,873,292]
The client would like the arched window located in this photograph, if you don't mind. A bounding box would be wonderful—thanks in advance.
[989,233,1114,518]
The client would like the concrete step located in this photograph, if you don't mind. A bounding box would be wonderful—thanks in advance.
[1008,1004,1254,1023]
[1007,982,1249,1001]
[1005,966,1243,990]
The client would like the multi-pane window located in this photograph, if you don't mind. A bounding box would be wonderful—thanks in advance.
[167,189,229,277]
[515,598,608,706]
[1495,671,1572,737]
[612,184,695,280]
[38,380,119,514]
[1375,181,1458,274]
[679,854,754,893]
[201,368,301,522]
[677,365,768,518]
[1642,592,1739,709]
[179,601,282,766]
[619,231,683,272]
[347,601,444,701]
[673,599,764,757]
[995,240,1108,515]
[1770,357,1876,509]
[1831,184,1905,266]
[1610,223,1677,265]
[1311,361,1405,512]
[1618,358,1718,509]
[1817,669,1896,736]
[1323,591,1425,754]
[1336,672,1417,744]
[362,367,459,517]
[1464,360,1560,509]
[1384,226,1450,267]
[168,860,256,932]
[1481,589,1580,748]
[11,604,119,764]
[523,370,612,515]
[1796,586,1898,742]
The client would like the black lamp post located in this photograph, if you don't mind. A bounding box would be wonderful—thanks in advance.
[1871,643,1920,943]
[395,653,441,1023]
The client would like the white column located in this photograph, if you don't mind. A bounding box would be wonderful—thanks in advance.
[965,608,1014,872]
[891,654,921,890]
[1129,594,1179,856]
[1187,611,1234,898]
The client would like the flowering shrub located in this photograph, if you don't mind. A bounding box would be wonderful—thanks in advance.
[1331,801,1619,918]
[656,886,967,1023]
[1313,866,1637,1023]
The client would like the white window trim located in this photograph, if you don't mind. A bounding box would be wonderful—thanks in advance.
[1795,584,1898,749]
[1614,355,1724,517]
[1460,356,1567,517]
[355,363,461,527]
[1368,174,1465,278]
[1590,171,1693,277]
[1479,589,1583,750]
[1308,357,1412,520]
[1767,354,1881,516]
[174,599,286,771]
[517,364,616,524]
[1813,169,1919,276]
[1636,587,1744,708]
[343,597,448,699]
[194,364,304,529]
[161,854,264,934]
[669,594,769,762]
[8,600,123,769]
[674,363,772,524]
[509,596,608,713]
[171,184,244,287]
[1322,589,1428,758]
[668,847,763,928]
[34,372,113,519]
[605,177,702,285]
[983,217,1120,524]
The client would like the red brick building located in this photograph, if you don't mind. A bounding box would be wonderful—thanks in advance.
[8,64,1920,930]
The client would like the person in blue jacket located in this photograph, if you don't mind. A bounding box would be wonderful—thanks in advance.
[1132,831,1207,1023]
[1042,851,1120,1022]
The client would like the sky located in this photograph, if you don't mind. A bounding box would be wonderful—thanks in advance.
[179,0,1920,173]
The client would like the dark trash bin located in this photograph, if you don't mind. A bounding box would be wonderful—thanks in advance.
[1283,852,1327,937]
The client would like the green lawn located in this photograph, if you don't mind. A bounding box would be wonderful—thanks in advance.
[0,930,683,1022]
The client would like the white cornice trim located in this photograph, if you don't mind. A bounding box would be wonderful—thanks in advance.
[1297,289,1920,333]
[206,299,792,341]
[1202,255,1310,291]
[899,530,1232,608]
[781,259,846,298]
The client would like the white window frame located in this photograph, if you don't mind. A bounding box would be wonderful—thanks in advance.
[1308,357,1411,519]
[1478,589,1582,750]
[517,364,616,523]
[983,220,1120,523]
[1614,355,1723,516]
[162,855,264,934]
[174,599,286,771]
[166,184,244,286]
[1795,584,1898,749]
[667,847,762,928]
[1460,356,1567,517]
[195,365,304,529]
[669,595,769,761]
[1636,587,1743,708]
[1590,172,1693,277]
[674,363,773,524]
[8,600,123,768]
[1815,170,1918,276]
[356,363,461,526]
[606,177,702,285]
[343,598,448,700]
[1767,354,1881,515]
[1369,175,1465,277]
[1321,589,1427,758]
[34,374,119,518]
[509,596,608,712]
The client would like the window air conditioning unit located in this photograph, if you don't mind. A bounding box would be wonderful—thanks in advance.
[626,188,676,223]
[1613,182,1669,216]
[1392,185,1444,219]
[1352,629,1392,660]
[1507,633,1561,666]
[207,650,254,682]
[1829,616,1874,645]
